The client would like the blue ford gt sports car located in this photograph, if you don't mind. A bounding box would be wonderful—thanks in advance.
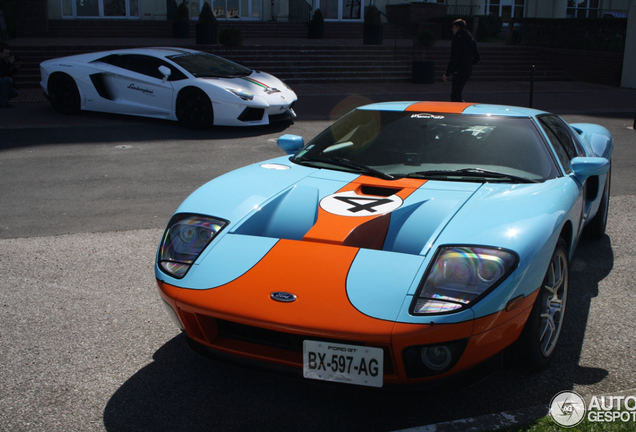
[40,47,297,129]
[155,101,612,388]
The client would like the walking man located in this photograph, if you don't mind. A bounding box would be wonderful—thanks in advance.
[443,19,480,102]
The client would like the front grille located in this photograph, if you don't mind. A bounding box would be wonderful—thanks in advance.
[238,107,264,122]
[184,313,395,375]
[217,319,309,352]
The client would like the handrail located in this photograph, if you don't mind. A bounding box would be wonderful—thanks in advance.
[289,0,312,23]
[377,10,422,61]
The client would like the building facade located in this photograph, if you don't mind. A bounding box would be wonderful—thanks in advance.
[45,0,636,22]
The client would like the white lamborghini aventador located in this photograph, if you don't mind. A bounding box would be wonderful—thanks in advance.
[40,47,297,129]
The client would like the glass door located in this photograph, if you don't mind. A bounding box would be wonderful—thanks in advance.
[486,0,525,23]
[342,0,361,20]
[316,0,366,21]
[63,0,140,17]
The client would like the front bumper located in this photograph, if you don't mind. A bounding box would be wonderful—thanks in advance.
[156,279,536,387]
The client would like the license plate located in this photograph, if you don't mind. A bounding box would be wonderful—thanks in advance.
[303,340,383,388]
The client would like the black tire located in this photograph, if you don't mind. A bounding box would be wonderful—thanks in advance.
[515,238,569,371]
[585,166,611,239]
[176,87,214,130]
[47,73,81,114]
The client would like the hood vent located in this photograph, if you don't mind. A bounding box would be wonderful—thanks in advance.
[360,185,402,197]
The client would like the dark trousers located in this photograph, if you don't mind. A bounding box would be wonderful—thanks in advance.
[0,77,19,105]
[450,72,470,102]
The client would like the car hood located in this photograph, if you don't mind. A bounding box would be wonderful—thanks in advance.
[162,156,481,320]
[198,71,290,96]
[161,156,565,323]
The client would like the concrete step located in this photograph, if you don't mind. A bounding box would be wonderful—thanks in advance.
[12,43,575,89]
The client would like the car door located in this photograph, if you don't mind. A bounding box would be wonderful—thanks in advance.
[99,54,176,117]
[537,114,590,237]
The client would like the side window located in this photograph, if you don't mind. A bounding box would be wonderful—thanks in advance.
[538,115,580,174]
[93,54,119,65]
[120,55,166,79]
[93,54,187,81]
[164,64,187,81]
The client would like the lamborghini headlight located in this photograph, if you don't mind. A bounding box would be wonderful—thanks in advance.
[158,214,228,279]
[226,88,254,101]
[411,246,518,315]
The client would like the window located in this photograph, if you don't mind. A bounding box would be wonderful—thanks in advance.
[486,0,525,22]
[212,0,261,19]
[314,0,371,21]
[95,55,187,81]
[538,115,584,174]
[567,0,601,18]
[296,110,559,181]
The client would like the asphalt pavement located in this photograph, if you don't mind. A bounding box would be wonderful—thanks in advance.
[1,77,636,432]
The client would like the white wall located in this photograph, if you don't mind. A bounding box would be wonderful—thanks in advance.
[48,0,62,19]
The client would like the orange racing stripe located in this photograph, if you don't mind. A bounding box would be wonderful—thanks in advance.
[301,176,427,247]
[405,102,475,113]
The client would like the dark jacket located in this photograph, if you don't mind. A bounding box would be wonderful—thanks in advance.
[0,57,19,79]
[445,29,480,77]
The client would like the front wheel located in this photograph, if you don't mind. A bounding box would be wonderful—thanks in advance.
[47,73,81,114]
[515,238,569,371]
[176,88,214,130]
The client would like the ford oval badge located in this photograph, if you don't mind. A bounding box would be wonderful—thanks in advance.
[271,292,297,303]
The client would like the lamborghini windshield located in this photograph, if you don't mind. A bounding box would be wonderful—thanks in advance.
[292,109,559,182]
[168,53,252,78]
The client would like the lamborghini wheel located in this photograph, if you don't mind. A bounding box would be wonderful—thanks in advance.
[176,87,214,130]
[48,73,81,114]
[516,238,569,371]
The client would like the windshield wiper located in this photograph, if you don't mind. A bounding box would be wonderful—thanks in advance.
[406,168,538,183]
[294,156,395,180]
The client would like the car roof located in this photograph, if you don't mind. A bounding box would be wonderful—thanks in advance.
[43,47,207,64]
[101,47,203,58]
[358,101,548,118]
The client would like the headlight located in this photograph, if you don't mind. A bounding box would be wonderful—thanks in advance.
[411,246,518,315]
[226,88,254,101]
[158,214,228,279]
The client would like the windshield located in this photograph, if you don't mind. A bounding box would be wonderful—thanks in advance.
[292,109,559,182]
[167,53,252,78]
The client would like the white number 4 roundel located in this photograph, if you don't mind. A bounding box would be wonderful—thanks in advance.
[320,191,403,217]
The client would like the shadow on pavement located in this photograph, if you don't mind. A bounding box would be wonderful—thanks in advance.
[0,113,296,152]
[103,235,613,432]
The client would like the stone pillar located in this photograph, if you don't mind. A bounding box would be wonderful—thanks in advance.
[622,6,636,88]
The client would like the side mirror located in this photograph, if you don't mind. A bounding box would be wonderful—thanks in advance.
[277,134,305,155]
[158,65,172,83]
[570,157,610,182]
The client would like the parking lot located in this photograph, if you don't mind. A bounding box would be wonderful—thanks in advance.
[1,80,635,431]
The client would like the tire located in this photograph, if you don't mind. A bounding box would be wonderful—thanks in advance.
[585,166,611,239]
[176,87,214,130]
[515,238,569,371]
[47,73,81,114]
